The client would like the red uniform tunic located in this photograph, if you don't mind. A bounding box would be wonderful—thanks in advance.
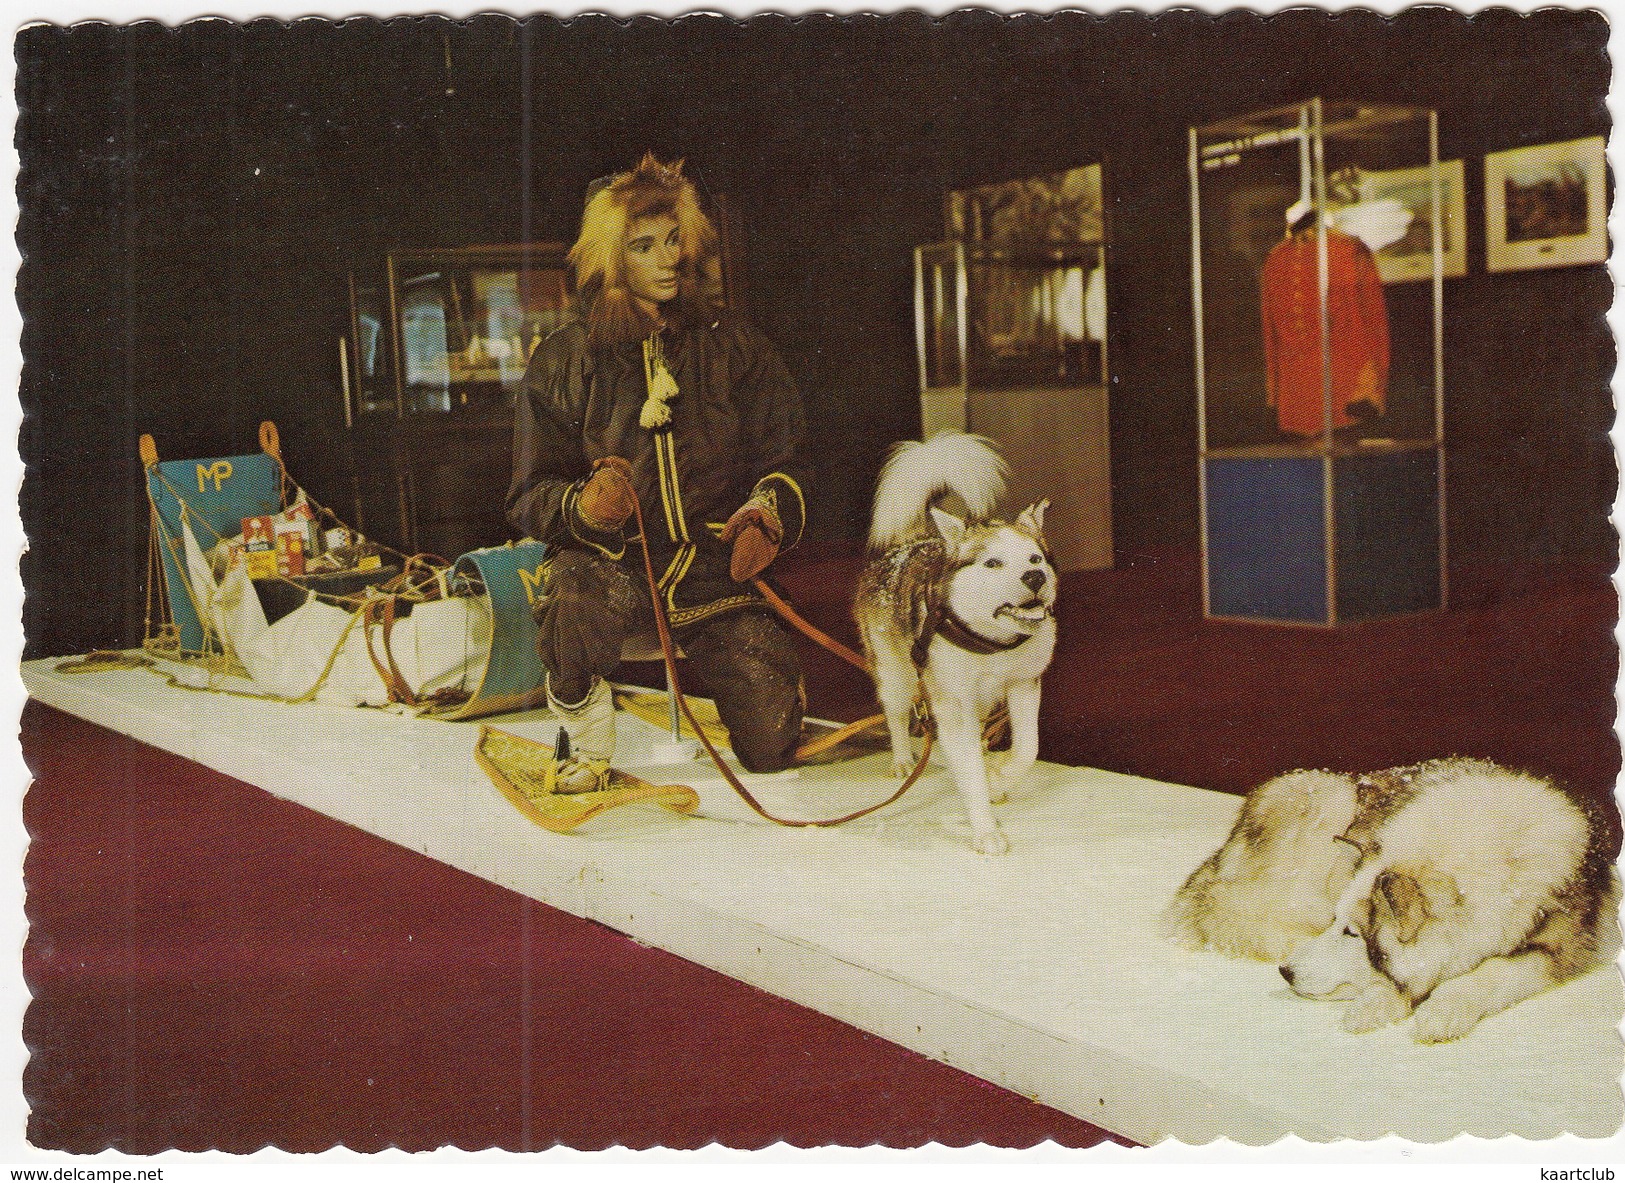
[1260,228,1390,438]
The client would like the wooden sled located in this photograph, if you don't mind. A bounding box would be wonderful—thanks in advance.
[140,421,551,720]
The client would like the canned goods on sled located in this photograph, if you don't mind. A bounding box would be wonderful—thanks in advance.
[139,420,551,719]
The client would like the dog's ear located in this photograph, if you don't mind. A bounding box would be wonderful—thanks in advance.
[1372,870,1434,945]
[1349,895,1373,932]
[929,506,967,549]
[1017,499,1050,540]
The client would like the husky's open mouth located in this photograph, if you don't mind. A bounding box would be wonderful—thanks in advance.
[995,599,1052,626]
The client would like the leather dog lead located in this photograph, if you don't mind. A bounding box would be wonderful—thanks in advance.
[628,486,935,828]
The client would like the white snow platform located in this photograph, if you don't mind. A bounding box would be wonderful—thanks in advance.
[22,656,1623,1144]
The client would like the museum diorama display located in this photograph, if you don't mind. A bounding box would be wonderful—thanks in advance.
[22,7,1617,1140]
[915,164,1113,572]
[1191,99,1447,625]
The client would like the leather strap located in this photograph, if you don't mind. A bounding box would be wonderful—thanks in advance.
[933,606,1033,657]
[631,491,932,828]
[361,597,414,706]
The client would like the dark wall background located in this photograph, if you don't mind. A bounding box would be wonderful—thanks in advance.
[17,11,1613,660]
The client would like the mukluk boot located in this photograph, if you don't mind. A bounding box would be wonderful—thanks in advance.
[545,675,616,794]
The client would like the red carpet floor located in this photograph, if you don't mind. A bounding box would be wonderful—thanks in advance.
[22,548,1618,1151]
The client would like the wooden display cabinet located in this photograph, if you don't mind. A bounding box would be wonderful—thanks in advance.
[342,244,571,559]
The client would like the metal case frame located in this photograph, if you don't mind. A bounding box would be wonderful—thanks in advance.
[1191,98,1448,625]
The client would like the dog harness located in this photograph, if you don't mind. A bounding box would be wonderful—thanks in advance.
[912,601,1036,668]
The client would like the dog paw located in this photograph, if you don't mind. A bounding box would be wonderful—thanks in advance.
[1411,994,1483,1044]
[890,757,917,779]
[1341,983,1411,1034]
[970,828,1011,856]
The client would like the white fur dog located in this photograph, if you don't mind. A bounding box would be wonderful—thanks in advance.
[1163,768,1367,962]
[1169,758,1618,1043]
[854,432,1056,854]
[1279,760,1618,1043]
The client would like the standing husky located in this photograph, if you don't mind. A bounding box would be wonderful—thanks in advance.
[854,432,1057,854]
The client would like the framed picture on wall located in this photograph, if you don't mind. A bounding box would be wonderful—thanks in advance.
[1485,135,1608,272]
[1340,159,1468,283]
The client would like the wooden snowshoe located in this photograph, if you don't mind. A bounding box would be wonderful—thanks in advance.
[474,724,701,834]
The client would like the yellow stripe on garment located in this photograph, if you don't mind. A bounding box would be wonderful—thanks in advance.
[762,471,807,548]
[665,437,690,541]
[660,544,697,613]
[655,434,678,540]
[668,594,757,627]
[655,543,688,598]
[655,432,688,543]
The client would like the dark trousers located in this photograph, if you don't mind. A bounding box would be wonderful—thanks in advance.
[533,548,804,773]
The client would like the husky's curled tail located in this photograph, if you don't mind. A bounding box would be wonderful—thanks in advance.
[867,432,1007,552]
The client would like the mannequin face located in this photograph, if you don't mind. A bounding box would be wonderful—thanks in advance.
[623,212,682,314]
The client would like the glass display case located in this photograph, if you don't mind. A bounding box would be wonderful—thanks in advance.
[345,244,572,420]
[340,244,571,560]
[915,163,1113,573]
[1191,99,1447,624]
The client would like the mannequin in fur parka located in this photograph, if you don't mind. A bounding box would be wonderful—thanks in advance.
[507,154,812,788]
